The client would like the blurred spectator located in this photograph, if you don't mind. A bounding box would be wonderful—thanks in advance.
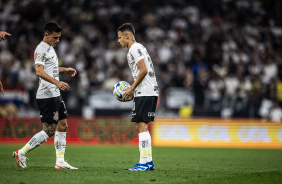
[276,78,282,107]
[269,101,282,122]
[222,73,240,113]
[259,97,273,120]
[0,46,13,65]
[193,68,209,107]
[205,73,224,111]
[179,103,193,118]
[262,57,278,85]
[235,75,252,113]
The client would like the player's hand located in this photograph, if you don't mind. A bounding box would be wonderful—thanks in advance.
[56,81,70,91]
[121,87,134,102]
[0,81,4,96]
[116,97,126,102]
[64,68,77,77]
[0,31,11,41]
[117,94,134,102]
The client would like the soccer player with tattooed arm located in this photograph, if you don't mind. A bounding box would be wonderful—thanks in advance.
[13,22,78,169]
[117,23,159,171]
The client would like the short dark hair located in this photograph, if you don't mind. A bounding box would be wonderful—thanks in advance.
[117,23,135,35]
[44,22,62,34]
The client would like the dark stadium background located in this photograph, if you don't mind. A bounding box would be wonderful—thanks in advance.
[0,0,281,119]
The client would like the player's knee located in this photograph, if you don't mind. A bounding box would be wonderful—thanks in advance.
[44,128,55,137]
[43,122,56,137]
[58,120,68,131]
[136,122,148,133]
[61,123,68,131]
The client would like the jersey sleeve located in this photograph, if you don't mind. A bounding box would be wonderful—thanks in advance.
[34,48,47,65]
[131,44,145,64]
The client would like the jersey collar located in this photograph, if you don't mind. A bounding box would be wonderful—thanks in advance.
[41,41,52,49]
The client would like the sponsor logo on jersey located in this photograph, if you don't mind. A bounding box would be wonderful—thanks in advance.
[154,86,158,91]
[149,71,155,77]
[137,49,142,56]
[53,111,59,121]
[130,53,134,62]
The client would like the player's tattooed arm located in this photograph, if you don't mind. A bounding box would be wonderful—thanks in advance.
[42,122,56,137]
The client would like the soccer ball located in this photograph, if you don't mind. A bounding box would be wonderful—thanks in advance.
[113,81,131,100]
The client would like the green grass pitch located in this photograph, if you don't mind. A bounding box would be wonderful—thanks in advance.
[0,145,282,184]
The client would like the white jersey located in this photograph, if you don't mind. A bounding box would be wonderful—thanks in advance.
[34,41,60,99]
[127,42,158,97]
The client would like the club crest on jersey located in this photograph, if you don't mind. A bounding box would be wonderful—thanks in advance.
[53,111,59,121]
[35,53,46,62]
[35,53,41,60]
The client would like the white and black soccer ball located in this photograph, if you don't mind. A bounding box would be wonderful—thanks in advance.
[113,81,131,100]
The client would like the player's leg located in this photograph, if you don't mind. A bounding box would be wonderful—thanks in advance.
[12,122,54,168]
[136,122,154,170]
[13,97,61,168]
[54,119,77,169]
[125,96,157,171]
[55,118,67,164]
[146,96,158,170]
[124,121,150,171]
[54,96,77,169]
[147,129,154,170]
[136,122,149,165]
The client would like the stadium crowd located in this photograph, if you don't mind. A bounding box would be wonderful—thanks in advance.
[0,0,282,121]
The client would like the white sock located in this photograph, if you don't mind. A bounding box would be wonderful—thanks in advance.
[20,130,49,156]
[139,132,149,164]
[54,131,66,163]
[146,131,152,162]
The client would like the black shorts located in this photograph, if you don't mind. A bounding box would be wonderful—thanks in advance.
[131,96,158,123]
[37,96,68,124]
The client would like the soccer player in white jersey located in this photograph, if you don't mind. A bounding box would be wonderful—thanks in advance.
[117,23,159,171]
[0,30,11,95]
[13,22,78,169]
